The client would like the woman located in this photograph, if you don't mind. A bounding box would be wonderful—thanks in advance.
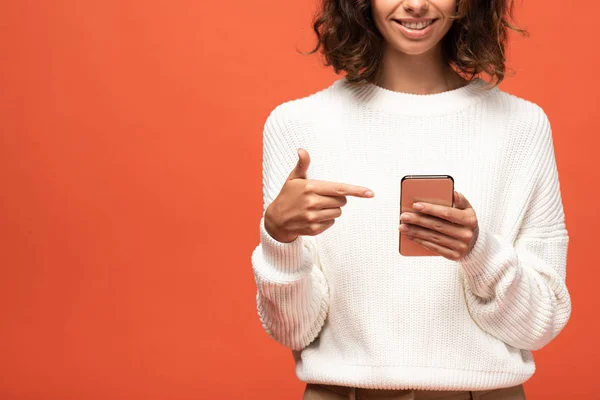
[250,0,571,399]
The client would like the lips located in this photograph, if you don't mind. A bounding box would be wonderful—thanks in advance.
[392,18,438,39]
[393,19,438,30]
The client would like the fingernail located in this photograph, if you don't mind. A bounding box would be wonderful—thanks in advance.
[365,190,374,197]
[413,203,423,210]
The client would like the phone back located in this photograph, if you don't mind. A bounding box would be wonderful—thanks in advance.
[399,175,454,256]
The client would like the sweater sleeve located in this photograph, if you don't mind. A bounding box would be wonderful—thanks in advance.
[458,111,572,351]
[250,105,330,351]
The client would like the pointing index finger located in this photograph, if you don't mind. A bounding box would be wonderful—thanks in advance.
[312,180,374,198]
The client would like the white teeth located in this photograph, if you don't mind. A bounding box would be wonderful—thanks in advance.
[398,20,434,30]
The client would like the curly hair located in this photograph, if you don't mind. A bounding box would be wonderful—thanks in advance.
[299,0,528,86]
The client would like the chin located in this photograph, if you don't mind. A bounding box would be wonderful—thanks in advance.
[390,41,438,56]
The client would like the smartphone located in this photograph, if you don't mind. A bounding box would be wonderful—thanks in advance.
[399,175,454,256]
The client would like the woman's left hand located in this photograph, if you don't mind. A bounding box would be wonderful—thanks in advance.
[398,191,479,261]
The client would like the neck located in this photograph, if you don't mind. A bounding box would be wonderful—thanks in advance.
[372,44,467,95]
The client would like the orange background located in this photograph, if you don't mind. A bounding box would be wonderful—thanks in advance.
[0,1,597,399]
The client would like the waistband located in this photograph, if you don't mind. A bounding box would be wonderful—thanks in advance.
[309,383,525,400]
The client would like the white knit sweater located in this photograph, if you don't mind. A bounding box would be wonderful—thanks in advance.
[250,77,571,391]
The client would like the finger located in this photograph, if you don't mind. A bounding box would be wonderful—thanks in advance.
[307,195,347,210]
[310,180,374,198]
[412,201,476,227]
[399,212,471,242]
[305,218,335,236]
[407,236,462,261]
[288,148,310,180]
[453,190,472,210]
[399,223,468,253]
[309,207,342,222]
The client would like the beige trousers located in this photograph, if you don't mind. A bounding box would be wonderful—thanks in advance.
[302,383,526,400]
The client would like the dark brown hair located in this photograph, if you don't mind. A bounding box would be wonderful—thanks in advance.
[299,0,528,87]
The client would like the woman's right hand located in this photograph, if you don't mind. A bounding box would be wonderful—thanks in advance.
[264,148,375,243]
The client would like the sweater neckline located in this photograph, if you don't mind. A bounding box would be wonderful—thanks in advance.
[335,76,495,116]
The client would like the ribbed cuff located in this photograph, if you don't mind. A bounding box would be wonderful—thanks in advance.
[458,226,494,278]
[259,214,306,274]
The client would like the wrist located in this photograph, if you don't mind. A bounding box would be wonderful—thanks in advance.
[258,214,306,275]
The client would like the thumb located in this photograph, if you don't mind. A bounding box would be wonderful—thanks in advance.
[453,190,472,210]
[288,148,311,180]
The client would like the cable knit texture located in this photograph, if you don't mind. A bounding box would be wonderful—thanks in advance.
[250,77,571,391]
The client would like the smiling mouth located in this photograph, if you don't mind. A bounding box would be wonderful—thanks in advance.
[393,19,438,30]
